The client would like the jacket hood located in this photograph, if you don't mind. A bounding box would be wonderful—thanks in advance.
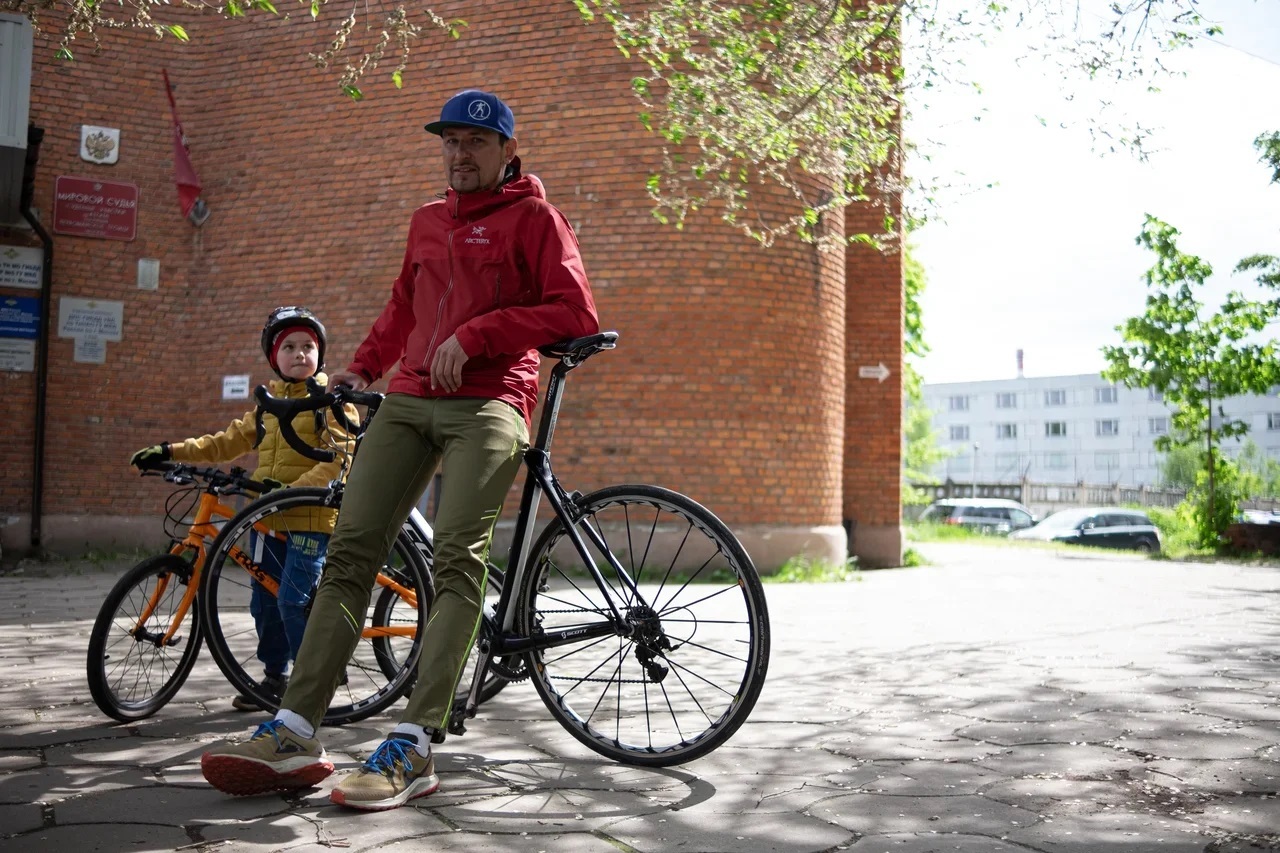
[446,157,545,219]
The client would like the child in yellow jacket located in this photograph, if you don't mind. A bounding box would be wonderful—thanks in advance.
[131,307,354,710]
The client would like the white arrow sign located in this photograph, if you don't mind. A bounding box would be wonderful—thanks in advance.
[858,362,891,382]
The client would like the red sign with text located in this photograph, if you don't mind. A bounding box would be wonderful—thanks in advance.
[53,176,139,242]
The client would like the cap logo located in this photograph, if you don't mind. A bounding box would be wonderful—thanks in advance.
[468,100,491,121]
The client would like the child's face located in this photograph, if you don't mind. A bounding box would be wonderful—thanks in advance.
[275,330,319,381]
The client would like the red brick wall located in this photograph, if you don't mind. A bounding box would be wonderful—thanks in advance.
[3,3,899,563]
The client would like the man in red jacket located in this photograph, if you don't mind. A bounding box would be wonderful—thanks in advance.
[201,89,599,811]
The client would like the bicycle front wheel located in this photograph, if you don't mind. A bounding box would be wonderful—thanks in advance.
[518,484,770,766]
[200,488,429,725]
[86,552,204,722]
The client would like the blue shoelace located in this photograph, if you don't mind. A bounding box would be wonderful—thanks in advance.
[362,737,417,775]
[251,719,287,744]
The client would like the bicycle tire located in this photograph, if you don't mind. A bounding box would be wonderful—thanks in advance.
[86,552,204,722]
[517,484,770,766]
[199,487,429,725]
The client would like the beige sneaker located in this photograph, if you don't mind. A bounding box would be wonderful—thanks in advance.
[201,720,334,795]
[330,736,439,811]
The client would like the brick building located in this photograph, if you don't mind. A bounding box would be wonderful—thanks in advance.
[0,4,904,568]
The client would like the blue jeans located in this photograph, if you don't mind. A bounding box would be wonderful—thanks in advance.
[248,530,330,677]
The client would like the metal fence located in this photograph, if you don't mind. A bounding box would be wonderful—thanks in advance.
[909,478,1280,519]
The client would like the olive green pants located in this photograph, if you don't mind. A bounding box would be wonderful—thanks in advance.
[280,393,527,732]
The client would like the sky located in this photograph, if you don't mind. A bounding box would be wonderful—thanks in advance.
[905,0,1280,385]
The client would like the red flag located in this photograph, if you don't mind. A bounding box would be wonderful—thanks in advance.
[162,70,207,224]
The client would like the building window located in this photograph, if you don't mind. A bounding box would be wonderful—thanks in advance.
[949,425,970,441]
[948,395,969,412]
[995,452,1019,469]
[1095,386,1118,404]
[1149,417,1169,435]
[1044,421,1067,438]
[996,423,1017,440]
[1044,389,1067,406]
[1096,419,1120,437]
[996,392,1017,409]
[1148,388,1163,401]
[1045,452,1069,469]
[1268,413,1280,431]
[1095,451,1121,469]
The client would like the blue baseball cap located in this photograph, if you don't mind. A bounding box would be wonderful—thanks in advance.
[424,90,516,138]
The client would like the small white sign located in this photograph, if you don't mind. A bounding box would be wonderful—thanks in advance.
[137,258,160,291]
[0,245,43,290]
[857,363,891,383]
[222,374,251,400]
[74,334,107,364]
[80,125,121,165]
[0,339,35,372]
[58,297,123,341]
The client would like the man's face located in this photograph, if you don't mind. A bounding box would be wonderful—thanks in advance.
[441,126,517,193]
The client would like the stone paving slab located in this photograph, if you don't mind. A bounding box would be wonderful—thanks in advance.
[1,543,1278,852]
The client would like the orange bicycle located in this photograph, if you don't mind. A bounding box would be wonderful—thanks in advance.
[87,459,429,724]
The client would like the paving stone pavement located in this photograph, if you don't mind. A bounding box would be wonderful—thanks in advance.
[0,542,1278,852]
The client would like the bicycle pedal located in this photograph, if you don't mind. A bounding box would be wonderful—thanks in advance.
[445,718,466,737]
[430,727,448,744]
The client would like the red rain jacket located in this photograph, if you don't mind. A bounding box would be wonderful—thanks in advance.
[348,161,599,426]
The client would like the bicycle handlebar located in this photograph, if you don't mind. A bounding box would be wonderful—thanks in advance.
[143,461,270,496]
[253,384,384,463]
[255,332,618,463]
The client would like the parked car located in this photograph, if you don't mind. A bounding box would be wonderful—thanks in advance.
[918,498,1036,535]
[1010,507,1162,553]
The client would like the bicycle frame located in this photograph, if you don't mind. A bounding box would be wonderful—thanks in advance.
[133,491,241,648]
[458,344,652,721]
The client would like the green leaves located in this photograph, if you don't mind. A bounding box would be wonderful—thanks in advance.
[1103,211,1280,546]
[164,24,189,41]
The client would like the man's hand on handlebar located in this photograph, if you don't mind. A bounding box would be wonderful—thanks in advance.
[327,371,368,392]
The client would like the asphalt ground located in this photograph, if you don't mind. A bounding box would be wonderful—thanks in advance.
[1,541,1277,852]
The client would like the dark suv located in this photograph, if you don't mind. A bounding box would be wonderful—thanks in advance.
[918,498,1036,535]
[1010,508,1162,553]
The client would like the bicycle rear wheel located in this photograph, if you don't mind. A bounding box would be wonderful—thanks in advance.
[200,488,429,725]
[518,484,770,766]
[86,552,204,722]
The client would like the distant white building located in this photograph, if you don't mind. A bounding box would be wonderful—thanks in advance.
[920,373,1280,487]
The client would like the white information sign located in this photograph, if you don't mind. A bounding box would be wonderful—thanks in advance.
[0,246,43,290]
[137,258,160,291]
[58,297,123,341]
[74,334,107,364]
[222,374,251,400]
[0,339,35,372]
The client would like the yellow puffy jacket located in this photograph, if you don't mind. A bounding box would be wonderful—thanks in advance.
[168,374,356,533]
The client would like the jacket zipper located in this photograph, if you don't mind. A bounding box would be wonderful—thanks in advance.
[424,228,456,378]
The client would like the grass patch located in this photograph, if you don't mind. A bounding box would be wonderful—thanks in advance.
[766,554,861,583]
[900,547,927,567]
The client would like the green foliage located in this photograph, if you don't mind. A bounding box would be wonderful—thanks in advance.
[900,546,927,567]
[1256,131,1280,185]
[1102,211,1280,546]
[902,401,948,504]
[1140,504,1205,557]
[901,241,949,504]
[1158,443,1200,489]
[768,554,861,582]
[16,0,1225,243]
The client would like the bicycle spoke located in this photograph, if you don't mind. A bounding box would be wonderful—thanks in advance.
[520,485,769,767]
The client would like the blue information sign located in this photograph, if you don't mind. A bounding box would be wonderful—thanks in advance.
[0,296,40,339]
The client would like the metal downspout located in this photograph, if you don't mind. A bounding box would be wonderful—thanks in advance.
[19,125,49,550]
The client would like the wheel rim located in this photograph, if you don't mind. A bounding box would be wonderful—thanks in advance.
[520,488,768,765]
[200,490,424,723]
[89,554,201,719]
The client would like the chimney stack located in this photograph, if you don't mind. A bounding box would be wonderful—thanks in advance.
[1016,349,1024,379]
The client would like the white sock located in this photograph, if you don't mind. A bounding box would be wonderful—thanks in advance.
[391,723,431,756]
[274,709,315,740]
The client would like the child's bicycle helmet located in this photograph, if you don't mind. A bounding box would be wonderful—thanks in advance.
[261,306,328,380]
